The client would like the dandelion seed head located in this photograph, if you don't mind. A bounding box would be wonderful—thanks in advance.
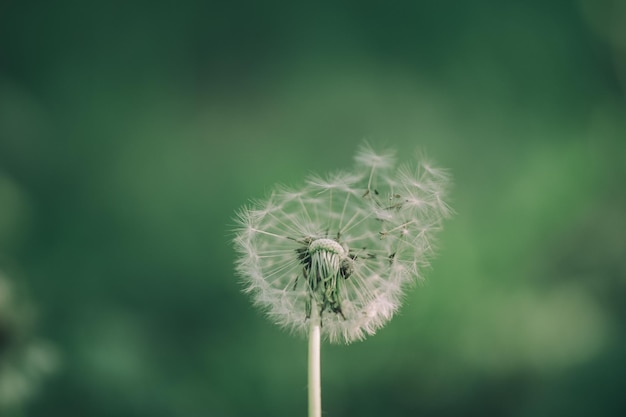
[233,143,451,343]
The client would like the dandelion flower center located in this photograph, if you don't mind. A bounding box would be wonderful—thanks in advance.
[299,238,351,321]
[309,238,345,257]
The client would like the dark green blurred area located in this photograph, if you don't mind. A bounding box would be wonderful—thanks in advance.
[1,0,625,416]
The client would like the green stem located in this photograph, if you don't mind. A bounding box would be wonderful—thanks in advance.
[308,307,321,417]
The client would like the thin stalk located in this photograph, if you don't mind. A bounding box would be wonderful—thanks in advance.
[308,307,321,417]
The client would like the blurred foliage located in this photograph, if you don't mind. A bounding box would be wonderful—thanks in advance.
[1,0,625,416]
[0,273,58,416]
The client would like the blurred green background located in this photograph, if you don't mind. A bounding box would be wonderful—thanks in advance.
[1,0,625,416]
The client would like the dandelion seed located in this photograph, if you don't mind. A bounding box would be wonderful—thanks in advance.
[233,143,452,344]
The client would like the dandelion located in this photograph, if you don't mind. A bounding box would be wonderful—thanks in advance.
[233,142,451,417]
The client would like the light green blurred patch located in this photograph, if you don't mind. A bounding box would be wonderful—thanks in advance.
[454,284,610,374]
[76,311,155,389]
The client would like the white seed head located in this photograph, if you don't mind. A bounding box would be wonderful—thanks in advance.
[233,143,451,343]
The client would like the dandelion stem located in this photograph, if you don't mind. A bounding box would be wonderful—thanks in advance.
[308,307,321,417]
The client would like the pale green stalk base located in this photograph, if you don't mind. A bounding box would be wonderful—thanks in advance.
[308,308,321,417]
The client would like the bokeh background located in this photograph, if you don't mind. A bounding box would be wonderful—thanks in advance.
[1,0,625,416]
